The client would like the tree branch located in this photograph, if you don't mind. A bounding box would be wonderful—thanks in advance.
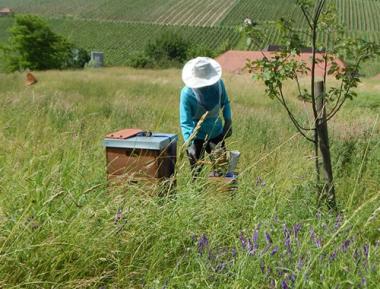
[279,86,315,131]
[326,55,364,121]
[326,81,344,118]
[314,0,327,25]
[300,6,313,30]
[326,96,348,121]
[277,87,316,143]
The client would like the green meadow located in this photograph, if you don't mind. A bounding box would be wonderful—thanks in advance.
[0,68,379,288]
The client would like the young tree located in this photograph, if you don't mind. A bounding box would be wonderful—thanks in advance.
[243,0,379,210]
[1,14,89,72]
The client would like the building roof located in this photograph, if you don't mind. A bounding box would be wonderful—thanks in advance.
[216,50,345,77]
[0,8,13,13]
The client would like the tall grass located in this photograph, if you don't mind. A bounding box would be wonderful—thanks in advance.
[0,68,379,288]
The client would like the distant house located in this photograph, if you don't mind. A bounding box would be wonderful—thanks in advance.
[0,8,14,16]
[216,50,345,77]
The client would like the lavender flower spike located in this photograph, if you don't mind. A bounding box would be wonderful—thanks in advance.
[253,227,259,250]
[283,224,292,253]
[329,251,337,262]
[239,232,247,249]
[335,214,343,230]
[247,239,254,255]
[310,227,316,242]
[281,280,289,289]
[271,246,279,256]
[363,244,369,260]
[341,239,351,252]
[265,232,273,245]
[197,234,209,255]
[293,224,302,241]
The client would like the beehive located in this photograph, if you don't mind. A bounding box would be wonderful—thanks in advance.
[103,131,177,184]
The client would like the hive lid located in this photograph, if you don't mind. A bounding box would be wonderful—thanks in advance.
[103,133,177,150]
[106,128,143,139]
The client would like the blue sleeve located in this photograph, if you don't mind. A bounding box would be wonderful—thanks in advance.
[220,80,232,121]
[179,88,194,142]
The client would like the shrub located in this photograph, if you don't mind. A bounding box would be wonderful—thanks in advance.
[186,44,216,60]
[0,14,88,72]
[126,51,152,68]
[145,31,190,65]
[65,47,90,69]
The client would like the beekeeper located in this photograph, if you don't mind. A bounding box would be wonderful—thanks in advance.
[180,57,232,176]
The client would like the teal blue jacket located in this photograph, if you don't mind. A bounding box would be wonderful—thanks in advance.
[179,80,232,142]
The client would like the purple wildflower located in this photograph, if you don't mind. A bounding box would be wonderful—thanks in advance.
[197,234,209,255]
[341,239,351,252]
[310,227,316,243]
[310,227,322,248]
[283,224,292,253]
[335,214,343,230]
[316,238,322,248]
[253,227,259,251]
[247,239,254,255]
[361,277,367,286]
[265,232,273,245]
[329,251,337,262]
[293,224,302,241]
[285,238,292,254]
[271,246,279,256]
[363,244,369,259]
[289,274,296,283]
[239,232,247,249]
[281,280,289,289]
[269,279,276,288]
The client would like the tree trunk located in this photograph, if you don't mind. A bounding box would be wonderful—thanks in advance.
[314,81,337,210]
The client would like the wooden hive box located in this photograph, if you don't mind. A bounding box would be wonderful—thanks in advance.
[103,131,177,185]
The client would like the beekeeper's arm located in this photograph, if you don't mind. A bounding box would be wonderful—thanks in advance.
[180,89,194,143]
[220,80,232,138]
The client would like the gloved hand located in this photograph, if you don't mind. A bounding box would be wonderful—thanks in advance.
[223,119,232,139]
[187,142,198,162]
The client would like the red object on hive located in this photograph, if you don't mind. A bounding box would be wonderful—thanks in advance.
[106,128,143,139]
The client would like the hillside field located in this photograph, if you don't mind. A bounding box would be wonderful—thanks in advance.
[0,68,379,288]
[1,0,380,70]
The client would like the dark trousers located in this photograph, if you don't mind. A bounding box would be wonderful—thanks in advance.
[187,134,225,177]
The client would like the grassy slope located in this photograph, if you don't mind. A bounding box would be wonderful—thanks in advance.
[0,68,379,288]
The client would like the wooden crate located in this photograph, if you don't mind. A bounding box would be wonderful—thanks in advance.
[104,132,177,185]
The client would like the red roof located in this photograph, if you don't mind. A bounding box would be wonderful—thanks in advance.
[216,50,345,77]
